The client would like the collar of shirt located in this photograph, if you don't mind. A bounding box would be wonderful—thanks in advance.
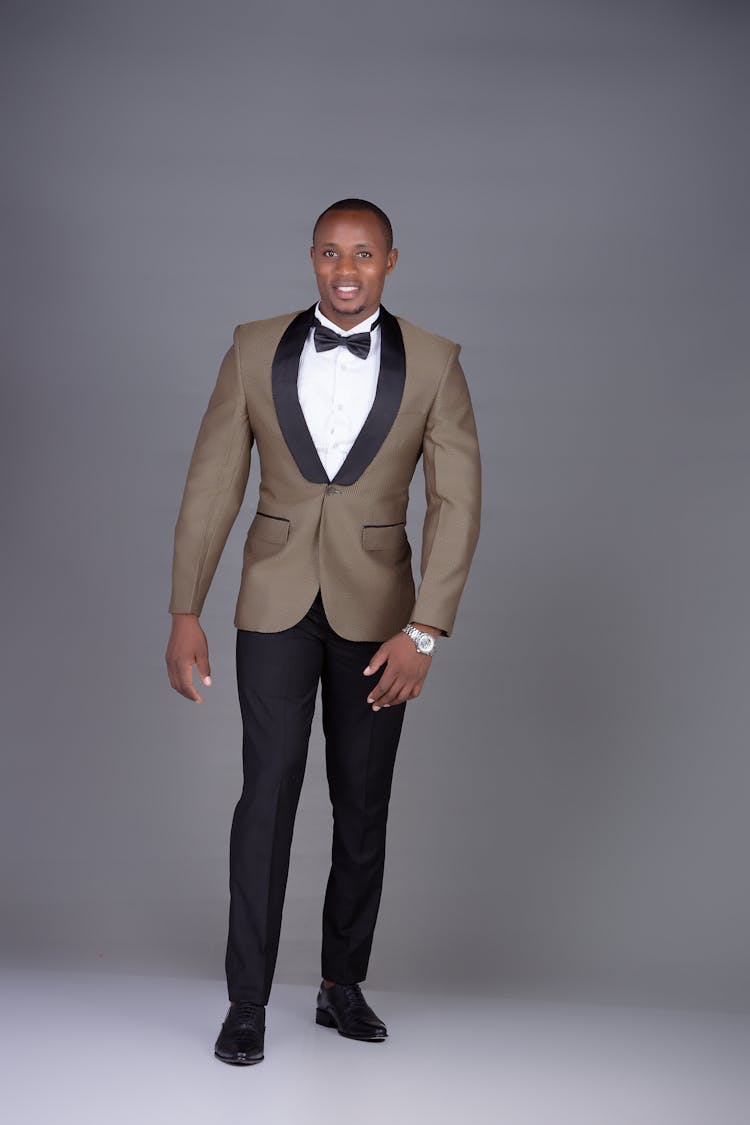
[313,302,381,337]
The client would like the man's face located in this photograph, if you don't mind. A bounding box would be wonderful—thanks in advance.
[310,210,397,329]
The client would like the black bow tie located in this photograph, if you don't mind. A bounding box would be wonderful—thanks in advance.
[313,316,379,360]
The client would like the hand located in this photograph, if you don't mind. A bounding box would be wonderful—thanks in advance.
[363,632,432,710]
[165,614,212,703]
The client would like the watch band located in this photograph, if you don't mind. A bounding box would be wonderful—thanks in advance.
[402,623,437,654]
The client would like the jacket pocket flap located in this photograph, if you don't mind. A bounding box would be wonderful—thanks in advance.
[362,522,406,550]
[250,512,290,545]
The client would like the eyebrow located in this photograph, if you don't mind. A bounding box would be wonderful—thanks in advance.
[319,241,376,248]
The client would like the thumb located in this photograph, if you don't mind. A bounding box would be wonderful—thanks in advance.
[363,647,387,676]
[196,655,212,686]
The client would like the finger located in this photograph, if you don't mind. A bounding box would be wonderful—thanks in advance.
[393,682,415,705]
[367,672,397,704]
[368,684,392,708]
[388,675,424,706]
[176,662,204,703]
[372,677,407,709]
[363,647,388,675]
[196,655,212,686]
[166,651,204,702]
[179,683,203,703]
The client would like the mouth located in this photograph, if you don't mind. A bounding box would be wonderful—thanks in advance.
[332,285,361,300]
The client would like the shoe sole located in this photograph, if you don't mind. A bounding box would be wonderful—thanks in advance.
[315,1007,387,1041]
[214,1050,264,1065]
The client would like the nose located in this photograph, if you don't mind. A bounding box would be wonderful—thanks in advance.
[333,251,361,279]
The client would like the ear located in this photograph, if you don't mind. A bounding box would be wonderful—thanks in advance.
[385,247,398,274]
[309,245,315,262]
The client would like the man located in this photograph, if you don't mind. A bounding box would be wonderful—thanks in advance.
[165,198,481,1065]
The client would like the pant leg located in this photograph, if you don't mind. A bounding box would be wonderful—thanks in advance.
[225,597,325,1004]
[319,611,407,984]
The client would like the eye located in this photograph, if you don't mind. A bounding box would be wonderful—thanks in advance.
[357,250,372,258]
[323,249,337,258]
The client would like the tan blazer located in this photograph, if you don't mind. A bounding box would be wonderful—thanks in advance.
[168,304,481,641]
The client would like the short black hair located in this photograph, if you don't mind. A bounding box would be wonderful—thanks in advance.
[312,198,393,251]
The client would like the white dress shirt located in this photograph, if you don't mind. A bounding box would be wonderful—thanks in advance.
[297,303,381,480]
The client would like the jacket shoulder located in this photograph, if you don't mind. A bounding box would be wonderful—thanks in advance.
[394,315,460,360]
[234,309,305,347]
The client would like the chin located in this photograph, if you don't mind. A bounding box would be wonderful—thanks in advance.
[327,298,367,318]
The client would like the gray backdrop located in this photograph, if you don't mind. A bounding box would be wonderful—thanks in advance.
[2,0,749,1012]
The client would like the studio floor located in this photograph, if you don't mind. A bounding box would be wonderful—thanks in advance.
[2,966,749,1125]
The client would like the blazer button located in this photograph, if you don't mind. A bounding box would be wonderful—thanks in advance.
[325,485,342,495]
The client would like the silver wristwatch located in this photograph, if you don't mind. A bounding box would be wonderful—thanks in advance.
[402,623,437,655]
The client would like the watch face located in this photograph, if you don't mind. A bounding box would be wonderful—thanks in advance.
[417,634,434,653]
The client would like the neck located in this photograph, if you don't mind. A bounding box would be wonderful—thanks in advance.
[318,302,379,332]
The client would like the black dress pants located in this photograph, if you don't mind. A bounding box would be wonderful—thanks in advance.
[225,588,407,1004]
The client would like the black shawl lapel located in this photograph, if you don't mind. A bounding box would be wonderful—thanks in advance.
[333,305,406,485]
[271,304,329,483]
[270,302,406,487]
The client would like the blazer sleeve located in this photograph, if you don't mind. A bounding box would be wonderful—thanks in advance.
[168,328,253,616]
[409,344,481,637]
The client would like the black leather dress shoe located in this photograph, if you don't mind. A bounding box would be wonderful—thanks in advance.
[315,981,387,1041]
[214,1000,265,1065]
